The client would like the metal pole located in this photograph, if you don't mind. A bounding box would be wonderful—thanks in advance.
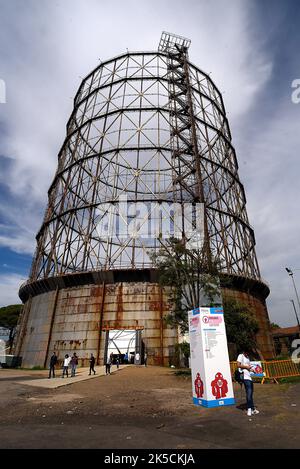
[291,274,300,314]
[286,268,300,316]
[290,299,300,333]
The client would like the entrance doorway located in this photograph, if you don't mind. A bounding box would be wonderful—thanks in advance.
[104,329,143,365]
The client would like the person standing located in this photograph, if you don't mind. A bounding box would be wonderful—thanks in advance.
[89,353,96,375]
[48,352,57,378]
[70,353,78,377]
[237,350,260,417]
[135,352,140,365]
[105,354,112,375]
[62,354,71,378]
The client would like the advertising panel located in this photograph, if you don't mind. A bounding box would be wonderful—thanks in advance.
[188,306,235,408]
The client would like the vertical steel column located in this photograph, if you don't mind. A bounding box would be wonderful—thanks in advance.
[96,282,106,365]
[43,287,59,368]
[135,329,142,364]
[103,329,109,365]
[159,286,164,366]
[13,295,32,358]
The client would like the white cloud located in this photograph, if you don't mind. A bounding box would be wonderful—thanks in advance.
[0,0,273,252]
[234,96,300,326]
[0,273,24,307]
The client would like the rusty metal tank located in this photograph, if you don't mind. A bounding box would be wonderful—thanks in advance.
[15,32,275,367]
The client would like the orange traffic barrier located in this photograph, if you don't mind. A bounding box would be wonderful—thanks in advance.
[230,359,300,384]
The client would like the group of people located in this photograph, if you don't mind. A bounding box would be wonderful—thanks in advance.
[48,352,96,378]
[48,348,257,416]
[48,350,148,379]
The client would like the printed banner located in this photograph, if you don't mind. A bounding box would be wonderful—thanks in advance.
[188,306,235,408]
[249,361,265,378]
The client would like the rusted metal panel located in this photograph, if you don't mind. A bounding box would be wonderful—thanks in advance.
[17,281,178,367]
[17,278,274,368]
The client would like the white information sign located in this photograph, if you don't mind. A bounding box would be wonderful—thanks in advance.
[188,306,235,408]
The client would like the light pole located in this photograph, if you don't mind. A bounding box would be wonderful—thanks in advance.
[290,299,300,334]
[285,267,300,320]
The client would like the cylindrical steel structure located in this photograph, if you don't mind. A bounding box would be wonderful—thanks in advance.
[16,33,275,367]
[30,49,259,280]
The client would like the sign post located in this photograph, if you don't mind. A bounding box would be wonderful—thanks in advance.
[188,306,235,408]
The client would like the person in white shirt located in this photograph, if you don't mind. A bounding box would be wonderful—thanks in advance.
[62,354,71,378]
[135,352,140,365]
[237,351,260,417]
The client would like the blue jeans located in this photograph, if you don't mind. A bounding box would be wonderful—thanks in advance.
[243,379,254,410]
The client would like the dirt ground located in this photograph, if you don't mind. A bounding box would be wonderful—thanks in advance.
[0,366,299,449]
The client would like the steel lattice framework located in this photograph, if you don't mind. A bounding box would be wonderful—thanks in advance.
[29,32,260,282]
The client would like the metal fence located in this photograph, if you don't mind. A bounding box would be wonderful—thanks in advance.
[230,359,300,383]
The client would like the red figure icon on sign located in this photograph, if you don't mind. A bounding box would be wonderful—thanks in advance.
[254,365,263,374]
[211,372,228,399]
[194,372,204,398]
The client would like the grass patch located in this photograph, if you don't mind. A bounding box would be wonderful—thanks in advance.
[277,376,300,384]
[173,369,191,377]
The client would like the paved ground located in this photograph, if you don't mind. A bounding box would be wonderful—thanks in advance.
[0,365,299,449]
[16,365,129,389]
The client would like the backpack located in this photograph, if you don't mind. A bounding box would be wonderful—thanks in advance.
[234,368,244,385]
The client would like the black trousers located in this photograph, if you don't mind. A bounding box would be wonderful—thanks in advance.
[106,364,111,374]
[89,364,95,375]
[49,365,55,378]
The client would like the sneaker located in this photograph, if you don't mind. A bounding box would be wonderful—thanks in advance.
[247,408,252,416]
[252,409,260,415]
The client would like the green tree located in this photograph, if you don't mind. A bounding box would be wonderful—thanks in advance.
[270,322,280,330]
[150,237,222,334]
[175,341,191,367]
[151,238,260,353]
[0,304,22,347]
[223,298,259,353]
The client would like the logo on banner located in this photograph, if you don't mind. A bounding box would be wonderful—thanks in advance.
[253,364,263,374]
[202,315,223,326]
[211,372,228,399]
[194,373,204,398]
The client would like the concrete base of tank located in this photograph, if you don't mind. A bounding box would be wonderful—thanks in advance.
[15,269,275,368]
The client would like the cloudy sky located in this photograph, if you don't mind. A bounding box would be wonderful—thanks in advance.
[0,0,299,327]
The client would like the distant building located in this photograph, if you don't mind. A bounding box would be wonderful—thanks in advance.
[0,327,9,342]
[272,326,300,356]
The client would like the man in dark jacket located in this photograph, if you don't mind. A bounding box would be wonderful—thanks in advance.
[89,353,96,375]
[70,353,79,377]
[48,352,58,378]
